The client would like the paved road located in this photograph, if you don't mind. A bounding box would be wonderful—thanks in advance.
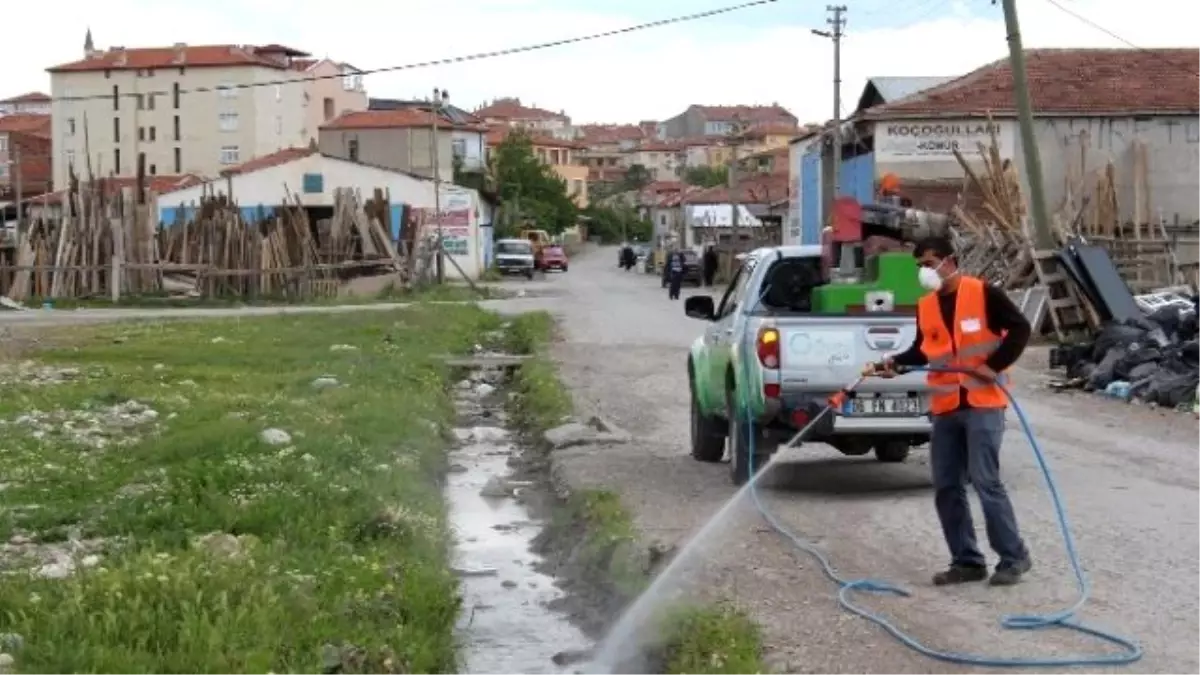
[511,248,1199,673]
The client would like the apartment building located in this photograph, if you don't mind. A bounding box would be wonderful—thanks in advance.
[485,127,588,207]
[318,108,487,183]
[0,92,52,116]
[658,104,799,139]
[624,141,684,180]
[475,98,573,140]
[47,36,366,190]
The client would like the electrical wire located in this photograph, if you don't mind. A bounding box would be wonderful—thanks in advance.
[51,0,778,104]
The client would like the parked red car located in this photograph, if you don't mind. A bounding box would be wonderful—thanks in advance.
[539,245,569,272]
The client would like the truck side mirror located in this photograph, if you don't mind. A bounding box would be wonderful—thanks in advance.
[685,295,715,321]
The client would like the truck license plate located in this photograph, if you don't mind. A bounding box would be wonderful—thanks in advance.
[844,396,923,416]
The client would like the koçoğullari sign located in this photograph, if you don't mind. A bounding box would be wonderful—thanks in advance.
[876,120,1015,161]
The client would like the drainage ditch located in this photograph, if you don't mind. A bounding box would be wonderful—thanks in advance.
[447,360,596,673]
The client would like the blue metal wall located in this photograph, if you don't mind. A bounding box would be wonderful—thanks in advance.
[159,205,278,225]
[839,153,876,205]
[800,149,822,245]
[799,150,877,246]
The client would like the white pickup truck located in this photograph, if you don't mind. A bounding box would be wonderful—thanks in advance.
[683,245,933,485]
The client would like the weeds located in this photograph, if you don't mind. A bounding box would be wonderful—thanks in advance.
[0,304,504,672]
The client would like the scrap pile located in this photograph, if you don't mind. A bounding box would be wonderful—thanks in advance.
[2,181,405,303]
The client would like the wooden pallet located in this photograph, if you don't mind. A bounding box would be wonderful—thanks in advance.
[1031,249,1097,342]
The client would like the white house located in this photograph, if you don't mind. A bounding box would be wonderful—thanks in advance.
[157,147,491,278]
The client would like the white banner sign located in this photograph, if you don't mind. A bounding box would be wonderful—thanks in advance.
[876,119,1015,162]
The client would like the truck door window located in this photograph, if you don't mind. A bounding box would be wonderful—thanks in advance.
[716,265,750,318]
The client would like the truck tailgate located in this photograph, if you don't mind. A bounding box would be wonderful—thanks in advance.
[776,316,926,391]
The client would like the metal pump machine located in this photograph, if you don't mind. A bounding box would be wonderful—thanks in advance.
[812,178,955,314]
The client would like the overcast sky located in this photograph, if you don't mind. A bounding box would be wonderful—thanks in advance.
[11,0,1199,125]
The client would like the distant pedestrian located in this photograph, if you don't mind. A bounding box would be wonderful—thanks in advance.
[666,251,684,300]
[702,245,718,287]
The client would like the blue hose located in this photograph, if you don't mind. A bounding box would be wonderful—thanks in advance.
[739,364,1144,667]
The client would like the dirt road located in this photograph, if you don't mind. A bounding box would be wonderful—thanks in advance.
[515,248,1199,673]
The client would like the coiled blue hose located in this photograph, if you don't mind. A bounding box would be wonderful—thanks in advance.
[739,363,1144,667]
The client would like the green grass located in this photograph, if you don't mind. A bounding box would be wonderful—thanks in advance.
[502,310,767,673]
[0,304,507,672]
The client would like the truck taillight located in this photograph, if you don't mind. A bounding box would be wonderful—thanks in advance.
[757,327,780,369]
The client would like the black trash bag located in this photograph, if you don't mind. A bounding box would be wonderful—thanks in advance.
[1180,339,1199,365]
[1140,370,1199,408]
[1114,346,1162,380]
[1179,312,1199,339]
[1067,359,1097,381]
[1085,346,1126,391]
[1126,361,1160,382]
[1148,306,1184,339]
[1092,323,1147,361]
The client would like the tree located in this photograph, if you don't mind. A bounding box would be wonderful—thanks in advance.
[683,164,728,188]
[581,203,652,244]
[491,130,578,237]
[622,164,653,191]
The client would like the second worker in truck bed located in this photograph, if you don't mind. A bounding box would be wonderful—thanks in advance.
[868,234,1034,587]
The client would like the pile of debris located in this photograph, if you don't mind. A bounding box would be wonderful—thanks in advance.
[1049,290,1198,411]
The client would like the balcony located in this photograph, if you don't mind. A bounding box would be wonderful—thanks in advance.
[453,154,485,172]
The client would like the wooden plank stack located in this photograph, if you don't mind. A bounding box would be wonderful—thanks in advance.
[1,177,408,304]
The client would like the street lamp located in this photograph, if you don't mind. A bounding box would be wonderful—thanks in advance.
[431,87,450,283]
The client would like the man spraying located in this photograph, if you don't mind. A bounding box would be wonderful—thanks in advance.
[864,234,1034,587]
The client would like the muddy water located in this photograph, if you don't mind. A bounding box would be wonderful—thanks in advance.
[448,370,593,674]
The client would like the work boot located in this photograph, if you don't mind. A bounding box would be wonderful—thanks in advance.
[988,558,1032,586]
[932,563,988,586]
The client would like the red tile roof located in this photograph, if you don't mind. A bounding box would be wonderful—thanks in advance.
[47,44,308,73]
[0,92,51,104]
[30,174,206,204]
[475,98,569,122]
[742,123,801,139]
[682,174,790,205]
[576,124,647,144]
[485,126,585,149]
[221,146,317,176]
[320,109,487,132]
[635,140,684,152]
[864,48,1200,118]
[693,104,798,123]
[0,114,51,137]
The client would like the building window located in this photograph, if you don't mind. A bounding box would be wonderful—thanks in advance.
[218,82,237,98]
[149,163,157,175]
[322,97,334,122]
[114,148,121,174]
[173,82,181,109]
[219,146,240,165]
[136,94,145,110]
[138,127,145,141]
[219,112,239,132]
[0,164,7,178]
[173,115,180,141]
[66,118,76,137]
[347,139,359,162]
[113,117,120,142]
[275,115,282,135]
[112,85,119,110]
[302,173,324,193]
[147,93,156,110]
[149,127,157,142]
[0,137,7,153]
[451,138,466,158]
[174,147,181,173]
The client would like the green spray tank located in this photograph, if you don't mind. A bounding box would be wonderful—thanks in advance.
[812,195,955,314]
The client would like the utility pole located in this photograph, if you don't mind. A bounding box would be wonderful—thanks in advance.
[13,146,23,239]
[813,5,846,211]
[999,0,1054,250]
[727,116,744,248]
[430,87,449,283]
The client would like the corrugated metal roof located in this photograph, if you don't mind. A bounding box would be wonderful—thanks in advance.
[868,76,958,103]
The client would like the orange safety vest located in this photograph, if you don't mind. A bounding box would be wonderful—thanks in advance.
[917,276,1009,416]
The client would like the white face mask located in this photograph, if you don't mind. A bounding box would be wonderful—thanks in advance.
[917,259,950,291]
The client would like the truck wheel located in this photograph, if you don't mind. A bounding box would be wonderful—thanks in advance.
[874,440,911,463]
[727,390,768,486]
[690,385,726,463]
